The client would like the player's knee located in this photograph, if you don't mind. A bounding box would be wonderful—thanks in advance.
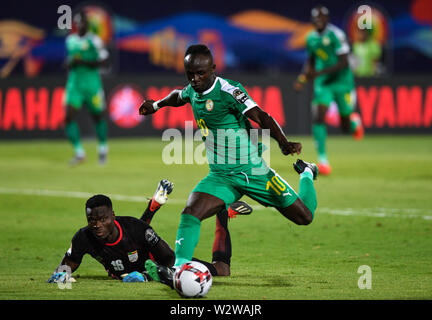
[181,206,201,220]
[298,209,313,225]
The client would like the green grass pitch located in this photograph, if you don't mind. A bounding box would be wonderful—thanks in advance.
[0,134,431,300]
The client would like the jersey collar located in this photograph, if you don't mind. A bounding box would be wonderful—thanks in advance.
[105,220,123,246]
[200,76,219,96]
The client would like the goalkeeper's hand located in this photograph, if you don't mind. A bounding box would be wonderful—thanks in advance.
[47,272,76,283]
[122,271,150,282]
[153,179,174,206]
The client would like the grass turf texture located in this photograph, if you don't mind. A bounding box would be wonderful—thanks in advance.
[0,135,431,300]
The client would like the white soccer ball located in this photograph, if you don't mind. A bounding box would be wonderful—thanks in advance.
[173,261,212,298]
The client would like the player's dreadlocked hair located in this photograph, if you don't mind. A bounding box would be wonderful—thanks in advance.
[85,194,112,214]
[184,44,213,60]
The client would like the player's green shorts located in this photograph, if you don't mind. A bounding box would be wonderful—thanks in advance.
[192,167,299,209]
[64,82,106,114]
[312,83,356,117]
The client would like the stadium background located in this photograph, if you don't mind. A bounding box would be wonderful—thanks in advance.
[0,0,432,305]
[1,0,431,139]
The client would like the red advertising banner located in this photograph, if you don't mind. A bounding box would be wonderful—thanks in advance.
[0,75,430,139]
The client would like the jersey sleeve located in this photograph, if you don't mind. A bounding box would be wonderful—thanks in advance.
[332,28,350,55]
[131,218,161,248]
[64,229,88,264]
[221,81,258,115]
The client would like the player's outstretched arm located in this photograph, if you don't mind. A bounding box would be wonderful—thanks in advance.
[138,89,186,116]
[47,256,80,283]
[245,106,302,156]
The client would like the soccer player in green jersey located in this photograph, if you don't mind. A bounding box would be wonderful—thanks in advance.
[294,5,364,175]
[64,11,109,166]
[138,44,319,284]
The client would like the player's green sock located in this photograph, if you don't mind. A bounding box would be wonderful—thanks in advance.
[299,170,317,218]
[95,119,107,146]
[350,115,360,132]
[174,214,201,267]
[312,123,328,163]
[65,121,84,155]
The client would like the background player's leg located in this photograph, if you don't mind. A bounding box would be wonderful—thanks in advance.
[336,90,364,140]
[65,105,85,164]
[91,111,108,165]
[312,104,331,175]
[174,192,226,267]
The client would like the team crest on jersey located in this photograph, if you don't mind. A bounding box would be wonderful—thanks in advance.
[81,41,89,50]
[322,36,330,46]
[128,250,138,263]
[205,99,214,111]
[233,89,248,104]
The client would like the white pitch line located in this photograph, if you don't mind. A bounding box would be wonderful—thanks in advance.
[0,187,431,220]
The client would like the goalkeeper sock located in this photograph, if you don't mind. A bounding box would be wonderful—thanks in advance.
[299,169,317,219]
[312,123,328,163]
[174,214,201,267]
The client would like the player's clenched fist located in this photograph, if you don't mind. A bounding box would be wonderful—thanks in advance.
[280,141,302,156]
[138,99,158,115]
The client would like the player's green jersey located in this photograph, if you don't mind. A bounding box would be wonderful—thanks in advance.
[181,77,266,174]
[65,32,108,89]
[306,23,354,88]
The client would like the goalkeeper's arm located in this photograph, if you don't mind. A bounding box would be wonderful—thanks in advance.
[47,256,80,283]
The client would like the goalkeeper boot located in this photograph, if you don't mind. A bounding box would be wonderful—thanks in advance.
[293,159,319,180]
[145,259,175,289]
[227,201,253,219]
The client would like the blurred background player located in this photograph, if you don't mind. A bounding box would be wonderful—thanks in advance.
[294,5,364,175]
[64,10,110,166]
[352,28,383,78]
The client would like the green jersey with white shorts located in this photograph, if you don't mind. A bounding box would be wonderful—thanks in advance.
[306,23,355,116]
[180,77,298,209]
[64,32,108,113]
